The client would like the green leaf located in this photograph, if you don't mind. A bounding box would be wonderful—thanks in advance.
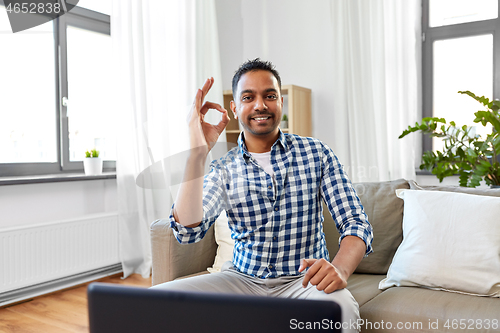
[491,100,500,111]
[89,148,100,158]
[458,90,491,109]
[459,172,469,187]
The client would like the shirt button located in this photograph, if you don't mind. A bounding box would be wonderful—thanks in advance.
[269,265,273,269]
[275,207,279,211]
[268,186,272,189]
[273,236,277,240]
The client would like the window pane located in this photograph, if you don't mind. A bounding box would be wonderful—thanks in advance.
[67,25,115,161]
[429,0,498,27]
[0,7,57,163]
[77,0,111,15]
[432,35,493,151]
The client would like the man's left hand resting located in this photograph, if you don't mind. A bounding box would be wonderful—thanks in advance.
[298,235,367,294]
[299,258,347,294]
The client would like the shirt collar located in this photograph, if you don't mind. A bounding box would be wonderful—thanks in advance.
[238,129,288,163]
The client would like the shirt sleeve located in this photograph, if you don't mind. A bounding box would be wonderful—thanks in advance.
[319,143,373,256]
[169,161,226,244]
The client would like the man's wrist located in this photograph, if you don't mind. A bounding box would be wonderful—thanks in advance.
[187,150,208,166]
[331,261,350,281]
[188,145,209,160]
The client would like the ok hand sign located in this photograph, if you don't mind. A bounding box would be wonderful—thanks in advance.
[187,77,230,156]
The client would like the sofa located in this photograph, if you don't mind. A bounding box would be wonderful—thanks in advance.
[151,179,500,332]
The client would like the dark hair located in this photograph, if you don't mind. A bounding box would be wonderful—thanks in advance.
[231,58,282,98]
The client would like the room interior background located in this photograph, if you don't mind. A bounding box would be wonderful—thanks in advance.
[1,0,454,293]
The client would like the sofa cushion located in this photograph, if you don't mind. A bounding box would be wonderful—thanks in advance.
[360,287,500,333]
[347,274,386,307]
[208,211,234,273]
[324,179,409,274]
[380,189,500,297]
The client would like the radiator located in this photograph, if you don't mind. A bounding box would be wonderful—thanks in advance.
[0,213,120,294]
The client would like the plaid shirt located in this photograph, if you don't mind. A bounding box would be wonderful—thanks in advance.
[170,130,373,278]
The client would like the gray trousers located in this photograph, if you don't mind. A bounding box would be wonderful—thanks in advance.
[151,261,360,333]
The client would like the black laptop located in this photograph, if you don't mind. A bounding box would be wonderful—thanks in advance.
[87,282,342,332]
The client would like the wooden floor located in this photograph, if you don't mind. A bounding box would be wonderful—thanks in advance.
[0,274,152,333]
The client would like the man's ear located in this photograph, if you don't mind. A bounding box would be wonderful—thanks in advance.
[230,100,238,119]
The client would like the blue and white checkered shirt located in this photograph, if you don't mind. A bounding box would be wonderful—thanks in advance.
[170,130,373,278]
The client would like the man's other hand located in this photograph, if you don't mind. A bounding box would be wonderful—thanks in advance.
[298,258,347,294]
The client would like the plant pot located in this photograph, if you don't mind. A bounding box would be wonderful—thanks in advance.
[280,120,288,129]
[83,157,103,176]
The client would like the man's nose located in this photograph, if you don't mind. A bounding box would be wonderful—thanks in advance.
[254,96,268,111]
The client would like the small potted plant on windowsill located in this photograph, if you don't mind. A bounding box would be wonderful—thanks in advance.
[399,90,500,188]
[83,148,102,176]
[281,114,288,129]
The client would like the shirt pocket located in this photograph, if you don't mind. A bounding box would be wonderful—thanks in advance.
[226,173,265,211]
[285,168,320,213]
[288,189,318,214]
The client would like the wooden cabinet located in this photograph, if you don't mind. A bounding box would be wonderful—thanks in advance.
[223,85,312,144]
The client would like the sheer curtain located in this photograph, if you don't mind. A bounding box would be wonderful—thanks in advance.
[330,0,421,182]
[112,0,223,278]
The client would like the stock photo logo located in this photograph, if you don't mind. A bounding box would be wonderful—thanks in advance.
[3,0,79,33]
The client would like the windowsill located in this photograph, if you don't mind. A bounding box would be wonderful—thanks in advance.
[415,169,433,176]
[0,172,117,186]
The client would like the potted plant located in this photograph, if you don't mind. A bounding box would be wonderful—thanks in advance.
[281,114,288,129]
[399,91,500,188]
[83,148,102,176]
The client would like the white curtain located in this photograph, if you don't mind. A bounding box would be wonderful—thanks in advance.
[112,0,223,278]
[330,0,421,182]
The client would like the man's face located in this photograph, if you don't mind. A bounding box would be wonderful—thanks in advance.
[231,70,283,138]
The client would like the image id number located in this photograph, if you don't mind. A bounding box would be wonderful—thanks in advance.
[444,319,498,330]
[6,2,62,14]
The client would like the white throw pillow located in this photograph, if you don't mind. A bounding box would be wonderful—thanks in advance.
[379,189,500,297]
[207,211,235,273]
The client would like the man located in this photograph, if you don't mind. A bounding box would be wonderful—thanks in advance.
[152,59,373,332]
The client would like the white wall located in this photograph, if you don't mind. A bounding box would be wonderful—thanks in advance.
[216,0,340,151]
[0,179,117,229]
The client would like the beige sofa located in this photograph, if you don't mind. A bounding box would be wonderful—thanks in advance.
[151,179,500,333]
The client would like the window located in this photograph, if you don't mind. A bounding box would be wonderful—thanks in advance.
[0,1,113,176]
[422,0,500,153]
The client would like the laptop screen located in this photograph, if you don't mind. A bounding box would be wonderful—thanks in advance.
[87,282,342,333]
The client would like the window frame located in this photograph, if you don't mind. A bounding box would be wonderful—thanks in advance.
[422,0,500,154]
[0,2,114,177]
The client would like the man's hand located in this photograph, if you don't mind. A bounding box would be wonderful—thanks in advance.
[173,78,230,227]
[187,77,230,155]
[298,258,348,294]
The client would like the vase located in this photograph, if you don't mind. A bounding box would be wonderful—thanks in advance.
[83,157,103,176]
[280,120,288,129]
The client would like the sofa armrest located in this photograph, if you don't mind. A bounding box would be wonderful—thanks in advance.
[150,219,217,286]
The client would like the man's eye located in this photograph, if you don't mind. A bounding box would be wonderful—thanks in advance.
[242,96,251,101]
[267,95,277,99]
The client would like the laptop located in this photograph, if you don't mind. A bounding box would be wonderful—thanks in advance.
[87,282,342,332]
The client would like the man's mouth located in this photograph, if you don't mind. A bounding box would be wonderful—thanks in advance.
[251,115,272,122]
